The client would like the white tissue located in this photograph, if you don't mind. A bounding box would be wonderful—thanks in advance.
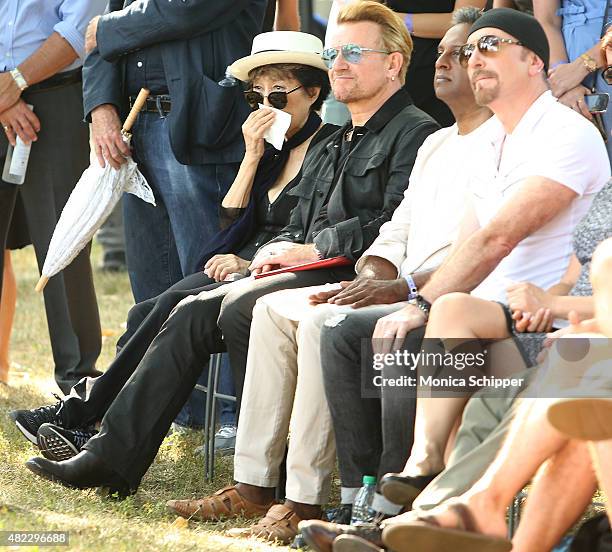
[259,104,291,150]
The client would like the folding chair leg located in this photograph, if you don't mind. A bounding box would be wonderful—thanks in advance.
[203,356,215,481]
[209,353,223,481]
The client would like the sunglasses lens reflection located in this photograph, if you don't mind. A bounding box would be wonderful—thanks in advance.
[322,45,364,68]
[244,91,262,108]
[268,92,288,109]
[243,91,288,110]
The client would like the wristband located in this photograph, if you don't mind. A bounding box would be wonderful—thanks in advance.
[404,274,418,301]
[404,13,414,34]
[10,68,28,91]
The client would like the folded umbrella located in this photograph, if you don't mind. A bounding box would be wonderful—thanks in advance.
[35,88,155,292]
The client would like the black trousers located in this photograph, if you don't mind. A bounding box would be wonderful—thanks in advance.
[66,266,354,489]
[0,81,101,393]
[320,304,426,490]
[63,270,222,426]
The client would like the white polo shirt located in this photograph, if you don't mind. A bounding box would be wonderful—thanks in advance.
[470,91,610,303]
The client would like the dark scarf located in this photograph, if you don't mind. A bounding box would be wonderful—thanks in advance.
[195,110,322,270]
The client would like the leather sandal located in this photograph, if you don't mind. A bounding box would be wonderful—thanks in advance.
[166,485,274,521]
[227,503,303,544]
[382,502,512,552]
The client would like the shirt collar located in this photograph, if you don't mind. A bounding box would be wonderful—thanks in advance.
[364,88,414,133]
[505,90,556,139]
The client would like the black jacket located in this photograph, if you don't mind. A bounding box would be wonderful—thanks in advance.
[82,0,266,165]
[268,89,439,261]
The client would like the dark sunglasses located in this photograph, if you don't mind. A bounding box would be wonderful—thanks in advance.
[459,35,524,68]
[603,65,612,85]
[321,43,390,69]
[244,85,302,110]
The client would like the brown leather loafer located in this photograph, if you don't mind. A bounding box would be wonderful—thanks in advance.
[166,486,274,521]
[227,503,303,544]
[299,519,384,552]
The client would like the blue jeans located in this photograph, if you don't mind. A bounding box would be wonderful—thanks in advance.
[174,353,237,429]
[127,112,240,302]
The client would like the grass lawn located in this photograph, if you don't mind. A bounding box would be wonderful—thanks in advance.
[0,242,290,551]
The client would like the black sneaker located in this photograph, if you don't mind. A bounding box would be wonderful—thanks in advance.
[37,423,98,461]
[9,394,66,444]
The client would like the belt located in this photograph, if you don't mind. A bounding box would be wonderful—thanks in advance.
[129,94,172,115]
[24,68,82,94]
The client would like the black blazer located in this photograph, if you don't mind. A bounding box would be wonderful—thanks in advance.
[266,89,439,261]
[82,0,266,165]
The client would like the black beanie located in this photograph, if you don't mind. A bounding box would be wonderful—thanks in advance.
[469,8,550,72]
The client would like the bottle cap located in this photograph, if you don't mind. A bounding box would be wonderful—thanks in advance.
[362,475,376,485]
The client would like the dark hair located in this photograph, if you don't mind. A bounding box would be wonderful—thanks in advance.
[247,63,331,112]
[452,6,483,26]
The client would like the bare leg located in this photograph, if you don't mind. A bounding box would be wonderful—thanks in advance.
[0,250,17,384]
[394,398,571,539]
[591,238,612,337]
[402,294,511,476]
[513,439,596,551]
[589,441,612,525]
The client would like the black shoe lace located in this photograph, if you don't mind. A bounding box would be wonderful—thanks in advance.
[30,394,65,427]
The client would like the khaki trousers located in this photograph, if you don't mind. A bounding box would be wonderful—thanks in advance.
[234,285,344,505]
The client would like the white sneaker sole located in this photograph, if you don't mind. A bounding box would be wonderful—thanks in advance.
[14,420,38,445]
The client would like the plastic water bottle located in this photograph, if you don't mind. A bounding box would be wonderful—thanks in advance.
[351,475,377,525]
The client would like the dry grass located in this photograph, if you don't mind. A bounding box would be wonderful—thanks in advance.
[0,243,290,551]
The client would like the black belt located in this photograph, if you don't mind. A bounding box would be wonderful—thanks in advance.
[25,68,82,94]
[129,94,172,115]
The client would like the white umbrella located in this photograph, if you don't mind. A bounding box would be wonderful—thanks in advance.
[35,88,155,292]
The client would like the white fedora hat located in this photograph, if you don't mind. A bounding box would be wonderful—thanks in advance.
[229,31,329,81]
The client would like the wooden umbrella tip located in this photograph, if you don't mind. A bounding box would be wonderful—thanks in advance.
[35,276,49,293]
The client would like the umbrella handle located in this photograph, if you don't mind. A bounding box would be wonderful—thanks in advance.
[35,275,49,293]
[122,88,150,133]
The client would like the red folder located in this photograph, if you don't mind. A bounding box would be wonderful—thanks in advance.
[253,256,353,279]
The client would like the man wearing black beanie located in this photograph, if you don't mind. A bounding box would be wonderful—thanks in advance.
[469,7,550,72]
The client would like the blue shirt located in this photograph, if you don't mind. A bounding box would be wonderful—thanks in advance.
[0,0,107,72]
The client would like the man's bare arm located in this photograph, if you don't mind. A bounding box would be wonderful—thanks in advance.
[0,33,78,144]
[19,32,78,87]
[0,32,78,116]
[420,176,578,303]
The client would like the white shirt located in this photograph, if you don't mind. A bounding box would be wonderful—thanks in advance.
[0,0,107,72]
[470,91,610,303]
[356,118,498,277]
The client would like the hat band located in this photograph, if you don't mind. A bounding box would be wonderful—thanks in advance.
[253,48,321,55]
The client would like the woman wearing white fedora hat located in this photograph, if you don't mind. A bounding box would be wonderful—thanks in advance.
[11,30,336,487]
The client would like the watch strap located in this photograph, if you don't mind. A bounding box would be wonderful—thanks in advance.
[10,68,28,91]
